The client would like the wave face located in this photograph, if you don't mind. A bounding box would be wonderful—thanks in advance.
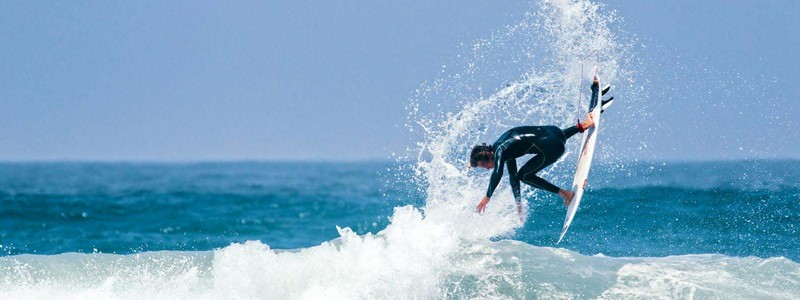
[2,0,799,299]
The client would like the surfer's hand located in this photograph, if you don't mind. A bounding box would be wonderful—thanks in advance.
[476,196,490,213]
[516,202,525,223]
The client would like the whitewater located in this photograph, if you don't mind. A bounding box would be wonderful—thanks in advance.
[2,0,798,299]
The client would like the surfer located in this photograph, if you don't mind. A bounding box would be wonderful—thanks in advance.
[472,78,602,216]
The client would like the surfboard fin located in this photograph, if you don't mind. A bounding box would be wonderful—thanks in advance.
[601,84,611,96]
[601,97,614,113]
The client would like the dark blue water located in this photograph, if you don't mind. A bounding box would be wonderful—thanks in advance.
[1,160,798,261]
[0,162,405,255]
[517,160,800,260]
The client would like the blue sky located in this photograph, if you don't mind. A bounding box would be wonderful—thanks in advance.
[1,1,797,161]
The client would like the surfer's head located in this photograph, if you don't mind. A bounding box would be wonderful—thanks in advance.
[469,143,495,169]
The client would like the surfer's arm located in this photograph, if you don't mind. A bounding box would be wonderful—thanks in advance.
[507,158,521,203]
[562,126,580,139]
[485,149,507,199]
[478,151,505,213]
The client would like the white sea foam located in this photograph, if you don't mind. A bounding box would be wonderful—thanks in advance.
[2,239,799,299]
[1,1,796,299]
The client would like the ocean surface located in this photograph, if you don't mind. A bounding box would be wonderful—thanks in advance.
[1,161,798,299]
[1,161,798,259]
[0,162,402,255]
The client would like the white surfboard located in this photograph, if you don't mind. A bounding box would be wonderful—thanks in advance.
[557,76,604,244]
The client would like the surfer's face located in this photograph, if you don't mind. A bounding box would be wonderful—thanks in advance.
[476,160,494,170]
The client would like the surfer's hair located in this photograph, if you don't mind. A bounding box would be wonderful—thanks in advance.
[469,143,494,167]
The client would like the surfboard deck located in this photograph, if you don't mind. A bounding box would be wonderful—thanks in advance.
[557,76,604,244]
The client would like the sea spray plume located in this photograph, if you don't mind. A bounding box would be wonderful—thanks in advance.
[397,0,634,297]
[405,0,631,241]
[537,0,650,167]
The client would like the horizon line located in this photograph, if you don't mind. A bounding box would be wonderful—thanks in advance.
[0,157,798,165]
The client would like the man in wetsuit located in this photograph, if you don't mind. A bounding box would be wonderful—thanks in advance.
[471,78,602,216]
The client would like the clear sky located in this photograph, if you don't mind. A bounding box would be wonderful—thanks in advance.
[2,1,798,161]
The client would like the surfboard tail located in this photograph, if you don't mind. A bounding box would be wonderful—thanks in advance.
[557,223,570,244]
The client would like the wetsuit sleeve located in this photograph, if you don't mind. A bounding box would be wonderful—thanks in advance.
[506,158,521,203]
[485,150,505,198]
[562,126,580,140]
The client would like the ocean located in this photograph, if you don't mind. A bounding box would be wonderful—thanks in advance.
[1,161,798,299]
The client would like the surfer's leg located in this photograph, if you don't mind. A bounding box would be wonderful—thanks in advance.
[517,155,560,194]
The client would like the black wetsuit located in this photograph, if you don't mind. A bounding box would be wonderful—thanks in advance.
[485,125,581,201]
[485,80,599,201]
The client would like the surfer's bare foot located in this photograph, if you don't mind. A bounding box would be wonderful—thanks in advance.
[559,189,575,206]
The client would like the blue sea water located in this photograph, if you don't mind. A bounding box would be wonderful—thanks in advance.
[1,161,799,299]
[0,162,405,255]
[1,161,797,260]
